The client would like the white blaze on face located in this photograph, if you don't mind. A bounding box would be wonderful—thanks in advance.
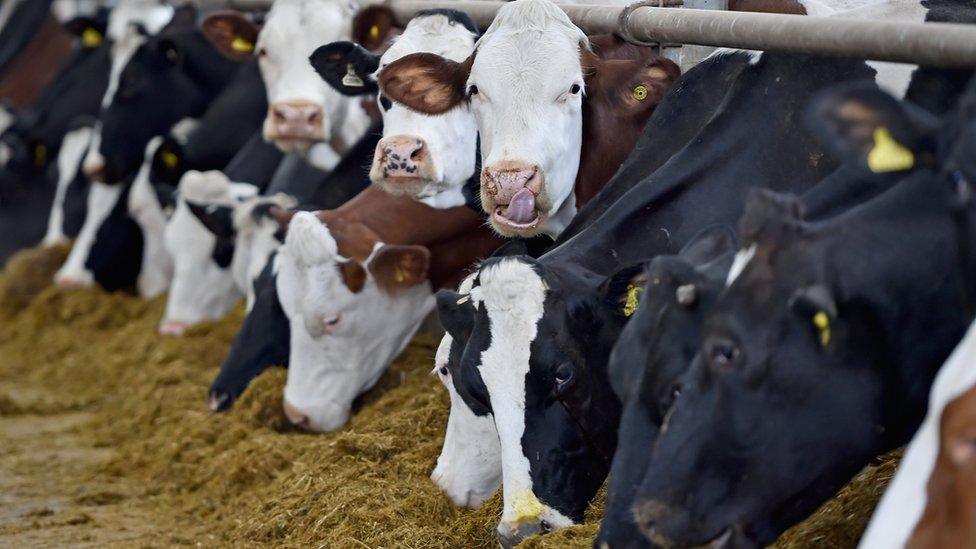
[161,171,257,333]
[471,259,574,533]
[105,0,174,42]
[53,179,122,288]
[859,320,976,549]
[127,137,173,299]
[372,14,479,209]
[43,126,93,246]
[432,273,503,508]
[469,0,587,236]
[276,212,434,433]
[257,0,369,155]
[725,243,757,287]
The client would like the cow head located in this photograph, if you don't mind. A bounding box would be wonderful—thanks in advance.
[430,273,502,509]
[202,0,367,156]
[311,9,479,208]
[275,211,434,432]
[379,0,676,237]
[597,227,736,548]
[908,383,976,549]
[160,170,258,335]
[630,85,971,548]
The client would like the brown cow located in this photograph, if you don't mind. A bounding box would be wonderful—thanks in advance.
[0,13,73,108]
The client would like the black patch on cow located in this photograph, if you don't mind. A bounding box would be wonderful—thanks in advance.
[85,180,143,292]
[186,201,236,269]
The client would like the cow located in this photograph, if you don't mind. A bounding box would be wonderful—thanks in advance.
[626,80,976,549]
[200,0,372,167]
[0,0,73,108]
[206,128,385,409]
[275,187,504,433]
[55,52,267,297]
[427,31,941,542]
[378,0,678,237]
[310,8,481,209]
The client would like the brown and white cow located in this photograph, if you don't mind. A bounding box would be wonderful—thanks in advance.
[274,187,504,432]
[379,0,678,238]
[202,0,371,167]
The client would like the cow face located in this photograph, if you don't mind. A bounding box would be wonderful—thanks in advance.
[160,171,257,335]
[597,228,736,548]
[379,0,676,237]
[447,256,639,546]
[908,384,976,549]
[431,274,502,509]
[275,212,434,432]
[630,84,972,547]
[202,0,366,156]
[311,10,479,207]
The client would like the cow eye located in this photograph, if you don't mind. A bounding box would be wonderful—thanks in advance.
[257,47,267,58]
[378,94,392,111]
[553,362,575,391]
[569,83,581,95]
[467,84,478,96]
[438,366,449,377]
[706,337,740,369]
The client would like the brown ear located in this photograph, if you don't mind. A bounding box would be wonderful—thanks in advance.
[368,245,431,295]
[379,52,473,115]
[338,261,367,293]
[617,56,680,106]
[201,11,261,62]
[352,6,399,53]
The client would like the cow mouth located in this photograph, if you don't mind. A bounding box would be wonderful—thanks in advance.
[492,187,544,229]
[272,136,322,155]
[645,526,741,549]
[208,391,234,413]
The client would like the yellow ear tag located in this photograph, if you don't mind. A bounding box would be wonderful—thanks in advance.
[231,36,254,54]
[161,151,179,169]
[33,143,47,167]
[369,25,380,40]
[394,266,405,283]
[623,284,641,317]
[867,127,914,173]
[633,84,648,101]
[812,311,831,347]
[81,28,103,48]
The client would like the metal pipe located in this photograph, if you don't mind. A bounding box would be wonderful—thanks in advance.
[188,0,976,68]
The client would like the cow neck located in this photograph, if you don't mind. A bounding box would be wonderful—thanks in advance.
[318,186,484,264]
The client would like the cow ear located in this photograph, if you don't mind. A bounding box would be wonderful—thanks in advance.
[368,244,431,295]
[186,202,237,240]
[338,260,367,293]
[151,137,184,182]
[603,263,649,318]
[788,284,838,348]
[201,11,261,61]
[64,17,106,48]
[739,188,805,246]
[379,52,473,114]
[437,290,475,341]
[806,83,939,174]
[157,38,184,66]
[310,42,380,96]
[352,5,398,52]
[679,225,737,268]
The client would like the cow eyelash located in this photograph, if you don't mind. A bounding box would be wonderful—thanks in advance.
[569,83,581,94]
[467,84,478,96]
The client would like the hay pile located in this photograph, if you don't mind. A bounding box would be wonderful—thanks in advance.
[0,245,900,547]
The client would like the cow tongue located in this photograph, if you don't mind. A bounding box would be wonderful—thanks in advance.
[504,188,537,224]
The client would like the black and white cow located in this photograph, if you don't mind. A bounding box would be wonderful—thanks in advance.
[626,79,976,548]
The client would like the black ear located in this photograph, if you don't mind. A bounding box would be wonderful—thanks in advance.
[789,285,837,347]
[150,137,184,185]
[437,290,476,341]
[310,41,380,96]
[212,239,236,269]
[63,16,106,48]
[603,263,648,318]
[739,188,805,247]
[806,83,939,173]
[186,202,236,240]
[679,225,737,269]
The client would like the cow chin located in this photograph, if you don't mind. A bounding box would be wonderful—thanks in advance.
[489,209,549,238]
[371,176,438,200]
[635,514,752,549]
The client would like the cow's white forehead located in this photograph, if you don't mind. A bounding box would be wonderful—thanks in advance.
[106,1,174,42]
[260,0,354,52]
[382,14,477,65]
[283,212,342,266]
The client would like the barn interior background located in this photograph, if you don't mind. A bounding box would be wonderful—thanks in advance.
[0,0,973,547]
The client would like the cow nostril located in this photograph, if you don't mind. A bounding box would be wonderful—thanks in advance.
[307,110,322,125]
[410,146,424,161]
